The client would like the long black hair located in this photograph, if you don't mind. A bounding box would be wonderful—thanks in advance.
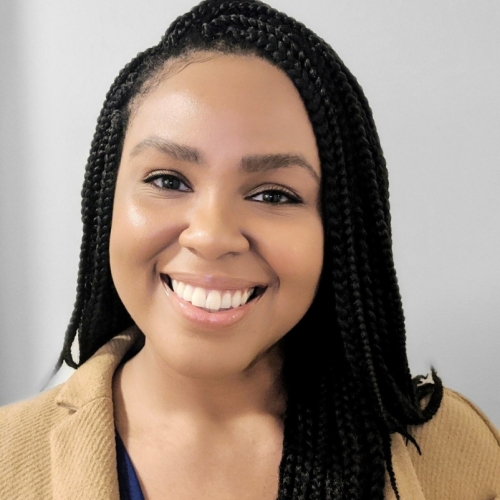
[57,1,443,498]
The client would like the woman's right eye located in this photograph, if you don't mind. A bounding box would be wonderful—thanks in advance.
[144,172,191,192]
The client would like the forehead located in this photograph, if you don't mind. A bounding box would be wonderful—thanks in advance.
[123,53,320,176]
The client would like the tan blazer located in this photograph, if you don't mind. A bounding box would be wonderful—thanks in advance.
[1,327,499,499]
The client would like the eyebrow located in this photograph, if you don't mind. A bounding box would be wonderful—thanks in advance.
[130,137,320,184]
[130,137,201,163]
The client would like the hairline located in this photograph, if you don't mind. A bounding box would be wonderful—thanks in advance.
[125,48,262,127]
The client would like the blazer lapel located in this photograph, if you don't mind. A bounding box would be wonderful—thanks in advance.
[49,327,141,500]
[50,398,119,499]
[385,433,427,500]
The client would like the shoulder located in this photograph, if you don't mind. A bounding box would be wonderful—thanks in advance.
[412,387,500,454]
[0,329,139,498]
[0,327,140,449]
[408,387,500,499]
[0,386,67,498]
[0,384,66,443]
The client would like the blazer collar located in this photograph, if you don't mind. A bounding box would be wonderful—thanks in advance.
[50,326,141,499]
[55,326,141,411]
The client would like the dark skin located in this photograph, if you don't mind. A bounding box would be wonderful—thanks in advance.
[111,54,323,499]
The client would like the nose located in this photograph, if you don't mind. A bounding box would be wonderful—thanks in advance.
[178,194,250,260]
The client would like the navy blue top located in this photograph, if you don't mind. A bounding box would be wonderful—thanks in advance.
[115,430,145,500]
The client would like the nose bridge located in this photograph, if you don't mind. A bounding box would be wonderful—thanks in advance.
[179,188,249,259]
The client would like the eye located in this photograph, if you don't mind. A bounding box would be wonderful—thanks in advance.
[144,172,191,192]
[249,187,302,205]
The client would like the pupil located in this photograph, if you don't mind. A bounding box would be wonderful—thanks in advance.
[264,192,282,203]
[166,177,180,189]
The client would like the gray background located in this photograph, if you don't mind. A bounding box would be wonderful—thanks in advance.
[1,1,499,427]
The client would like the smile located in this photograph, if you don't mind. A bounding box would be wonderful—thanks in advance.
[161,275,266,313]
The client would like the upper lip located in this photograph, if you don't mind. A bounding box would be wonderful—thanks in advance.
[160,272,268,290]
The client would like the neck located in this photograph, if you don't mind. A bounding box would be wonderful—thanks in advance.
[113,339,286,435]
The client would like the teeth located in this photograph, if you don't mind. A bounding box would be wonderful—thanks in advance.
[191,287,206,308]
[221,292,232,309]
[167,278,257,312]
[231,290,242,308]
[177,281,186,298]
[183,285,194,302]
[206,290,222,311]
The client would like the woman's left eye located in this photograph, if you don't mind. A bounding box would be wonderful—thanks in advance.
[250,189,301,205]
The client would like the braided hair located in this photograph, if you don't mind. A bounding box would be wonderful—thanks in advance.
[57,1,443,498]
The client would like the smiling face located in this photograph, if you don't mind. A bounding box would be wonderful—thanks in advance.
[109,54,323,379]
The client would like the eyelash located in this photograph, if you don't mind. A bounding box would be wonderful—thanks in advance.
[144,171,191,192]
[143,171,302,205]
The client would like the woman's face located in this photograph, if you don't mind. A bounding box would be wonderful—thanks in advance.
[110,54,323,379]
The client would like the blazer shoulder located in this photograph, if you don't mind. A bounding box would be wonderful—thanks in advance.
[0,385,61,412]
[441,388,500,443]
[0,384,69,449]
[408,387,500,500]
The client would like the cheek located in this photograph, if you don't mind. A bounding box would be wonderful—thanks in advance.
[261,212,324,320]
[109,193,182,293]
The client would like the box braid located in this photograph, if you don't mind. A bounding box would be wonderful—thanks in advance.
[57,1,443,498]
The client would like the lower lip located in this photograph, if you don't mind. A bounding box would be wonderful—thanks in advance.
[161,280,262,329]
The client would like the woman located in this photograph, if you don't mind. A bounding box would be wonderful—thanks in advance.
[1,0,499,499]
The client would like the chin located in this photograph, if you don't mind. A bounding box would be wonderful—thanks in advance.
[171,355,256,381]
[150,334,281,381]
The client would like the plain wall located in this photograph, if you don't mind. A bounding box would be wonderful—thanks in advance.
[1,0,499,427]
